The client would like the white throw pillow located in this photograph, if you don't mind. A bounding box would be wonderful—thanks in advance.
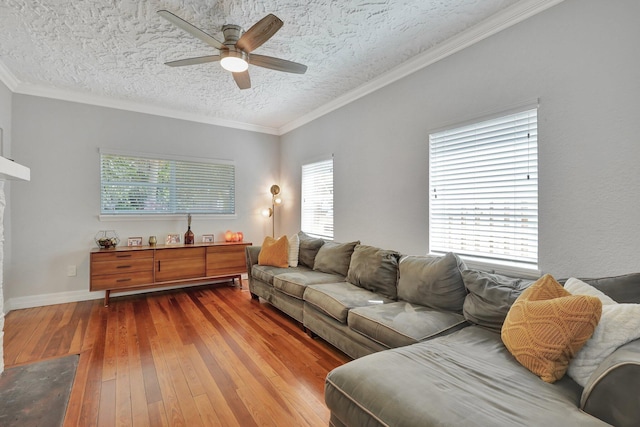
[287,234,300,267]
[566,278,640,387]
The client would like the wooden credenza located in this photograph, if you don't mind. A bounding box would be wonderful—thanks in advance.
[90,242,251,306]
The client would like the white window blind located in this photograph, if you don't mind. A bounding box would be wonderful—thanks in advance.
[100,151,235,215]
[301,158,334,239]
[429,108,538,267]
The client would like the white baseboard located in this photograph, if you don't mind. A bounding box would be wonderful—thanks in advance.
[5,289,102,312]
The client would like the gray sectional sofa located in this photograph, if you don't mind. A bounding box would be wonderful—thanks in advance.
[245,232,640,426]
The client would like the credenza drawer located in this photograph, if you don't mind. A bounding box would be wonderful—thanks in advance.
[90,258,154,277]
[91,250,153,262]
[90,271,154,291]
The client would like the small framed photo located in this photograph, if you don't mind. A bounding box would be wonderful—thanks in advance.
[202,234,215,243]
[166,233,181,245]
[127,237,143,246]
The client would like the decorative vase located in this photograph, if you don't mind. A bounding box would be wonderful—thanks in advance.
[148,235,157,246]
[185,214,195,244]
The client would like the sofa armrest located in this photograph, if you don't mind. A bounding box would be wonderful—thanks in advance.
[580,338,640,426]
[245,245,261,273]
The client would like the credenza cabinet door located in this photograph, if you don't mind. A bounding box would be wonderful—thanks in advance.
[155,247,206,282]
[206,245,247,277]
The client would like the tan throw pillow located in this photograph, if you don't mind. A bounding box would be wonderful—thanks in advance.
[501,274,602,383]
[258,236,289,268]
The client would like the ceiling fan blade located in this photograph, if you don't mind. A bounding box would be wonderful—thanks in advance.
[236,14,283,53]
[233,71,251,90]
[157,10,225,50]
[165,55,221,67]
[250,54,307,74]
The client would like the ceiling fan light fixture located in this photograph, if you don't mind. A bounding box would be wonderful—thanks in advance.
[220,50,249,72]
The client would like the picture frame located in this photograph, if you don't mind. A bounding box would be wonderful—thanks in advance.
[202,234,214,243]
[127,237,143,246]
[166,233,181,244]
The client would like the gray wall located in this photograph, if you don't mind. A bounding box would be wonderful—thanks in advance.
[279,0,640,278]
[8,95,279,305]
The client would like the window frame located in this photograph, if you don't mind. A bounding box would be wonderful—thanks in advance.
[301,156,334,240]
[428,105,539,274]
[99,149,236,220]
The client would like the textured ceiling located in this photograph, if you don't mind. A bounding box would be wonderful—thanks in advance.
[0,0,552,134]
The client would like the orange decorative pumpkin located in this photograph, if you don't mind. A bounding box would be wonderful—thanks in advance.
[225,230,233,242]
[237,231,244,242]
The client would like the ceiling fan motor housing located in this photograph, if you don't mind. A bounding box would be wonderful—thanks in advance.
[222,25,244,46]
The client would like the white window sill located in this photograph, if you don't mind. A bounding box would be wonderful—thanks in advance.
[99,214,237,222]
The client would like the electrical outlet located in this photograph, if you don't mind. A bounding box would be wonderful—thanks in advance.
[67,265,77,277]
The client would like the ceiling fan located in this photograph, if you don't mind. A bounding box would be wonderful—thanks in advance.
[157,10,307,90]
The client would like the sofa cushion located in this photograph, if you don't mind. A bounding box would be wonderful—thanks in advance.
[258,236,289,268]
[501,274,602,383]
[252,265,308,285]
[346,245,400,300]
[396,253,467,312]
[565,278,640,387]
[462,270,534,331]
[297,231,325,268]
[304,282,393,324]
[313,241,359,276]
[347,301,467,348]
[273,270,346,300]
[325,326,607,427]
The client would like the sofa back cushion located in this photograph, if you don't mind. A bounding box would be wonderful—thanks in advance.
[462,270,534,331]
[346,245,401,300]
[578,272,640,303]
[397,253,467,312]
[313,240,360,277]
[297,231,325,269]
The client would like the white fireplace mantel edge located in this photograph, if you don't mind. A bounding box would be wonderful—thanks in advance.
[0,156,30,181]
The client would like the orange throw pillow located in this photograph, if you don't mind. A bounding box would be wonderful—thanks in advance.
[501,274,602,383]
[258,236,290,268]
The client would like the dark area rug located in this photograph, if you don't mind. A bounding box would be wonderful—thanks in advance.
[0,354,78,427]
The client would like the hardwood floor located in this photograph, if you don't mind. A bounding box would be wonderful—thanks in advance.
[3,285,350,426]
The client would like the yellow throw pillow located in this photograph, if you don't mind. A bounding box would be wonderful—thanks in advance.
[501,274,602,383]
[258,236,290,268]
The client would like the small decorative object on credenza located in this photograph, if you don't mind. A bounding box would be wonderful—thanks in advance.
[224,230,244,242]
[127,237,143,246]
[202,234,214,243]
[166,233,181,244]
[184,213,195,244]
[95,230,120,249]
[148,235,157,246]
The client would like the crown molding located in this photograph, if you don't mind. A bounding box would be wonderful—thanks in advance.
[1,0,564,137]
[278,0,565,135]
[15,82,280,135]
[0,60,20,91]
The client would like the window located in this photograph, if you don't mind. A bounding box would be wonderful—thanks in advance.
[301,157,334,239]
[100,150,235,215]
[429,108,538,268]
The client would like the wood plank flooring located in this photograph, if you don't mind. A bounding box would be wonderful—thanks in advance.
[3,285,350,426]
